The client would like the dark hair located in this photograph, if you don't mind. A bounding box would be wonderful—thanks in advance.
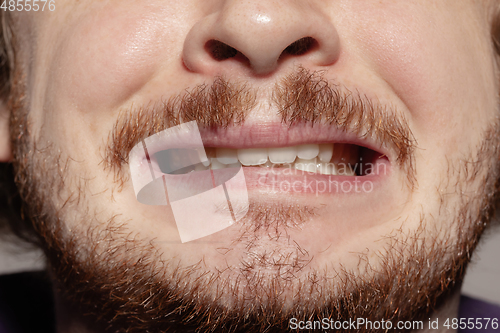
[1,7,500,247]
[0,12,12,100]
[0,163,37,244]
[0,13,39,246]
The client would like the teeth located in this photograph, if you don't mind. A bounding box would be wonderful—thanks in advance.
[195,163,208,171]
[203,148,215,166]
[259,160,274,168]
[318,144,334,163]
[215,144,324,166]
[188,144,358,176]
[237,148,268,166]
[295,158,318,173]
[201,159,211,167]
[268,146,297,164]
[216,148,238,165]
[297,144,320,160]
[226,161,242,168]
[210,158,226,170]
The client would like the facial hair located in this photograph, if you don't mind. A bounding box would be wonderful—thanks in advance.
[9,67,500,332]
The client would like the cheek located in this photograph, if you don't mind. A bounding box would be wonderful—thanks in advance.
[353,2,497,149]
[47,2,187,111]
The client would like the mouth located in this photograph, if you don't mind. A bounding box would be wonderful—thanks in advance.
[129,121,394,200]
[128,121,403,243]
[196,122,391,178]
[201,142,387,177]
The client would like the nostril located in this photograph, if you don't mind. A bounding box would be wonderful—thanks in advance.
[283,37,317,56]
[206,40,238,60]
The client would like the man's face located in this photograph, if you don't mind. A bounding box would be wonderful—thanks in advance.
[6,0,500,331]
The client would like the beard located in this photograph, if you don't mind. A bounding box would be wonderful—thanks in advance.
[8,67,500,332]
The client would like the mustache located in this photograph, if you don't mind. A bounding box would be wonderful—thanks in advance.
[104,67,416,185]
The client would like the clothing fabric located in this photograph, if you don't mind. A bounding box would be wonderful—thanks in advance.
[458,295,500,333]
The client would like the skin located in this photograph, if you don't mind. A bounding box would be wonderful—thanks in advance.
[1,0,499,332]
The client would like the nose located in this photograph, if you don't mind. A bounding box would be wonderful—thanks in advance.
[182,1,341,76]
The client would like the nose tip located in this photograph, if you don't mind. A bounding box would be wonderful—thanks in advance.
[182,2,341,76]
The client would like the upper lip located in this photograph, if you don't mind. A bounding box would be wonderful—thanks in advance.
[199,121,392,161]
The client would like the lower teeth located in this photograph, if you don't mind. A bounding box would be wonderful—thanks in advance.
[203,158,355,176]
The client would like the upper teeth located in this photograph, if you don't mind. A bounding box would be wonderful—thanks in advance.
[216,148,240,165]
[218,143,333,166]
[236,148,268,166]
[318,144,334,162]
[268,146,297,164]
[206,143,355,176]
